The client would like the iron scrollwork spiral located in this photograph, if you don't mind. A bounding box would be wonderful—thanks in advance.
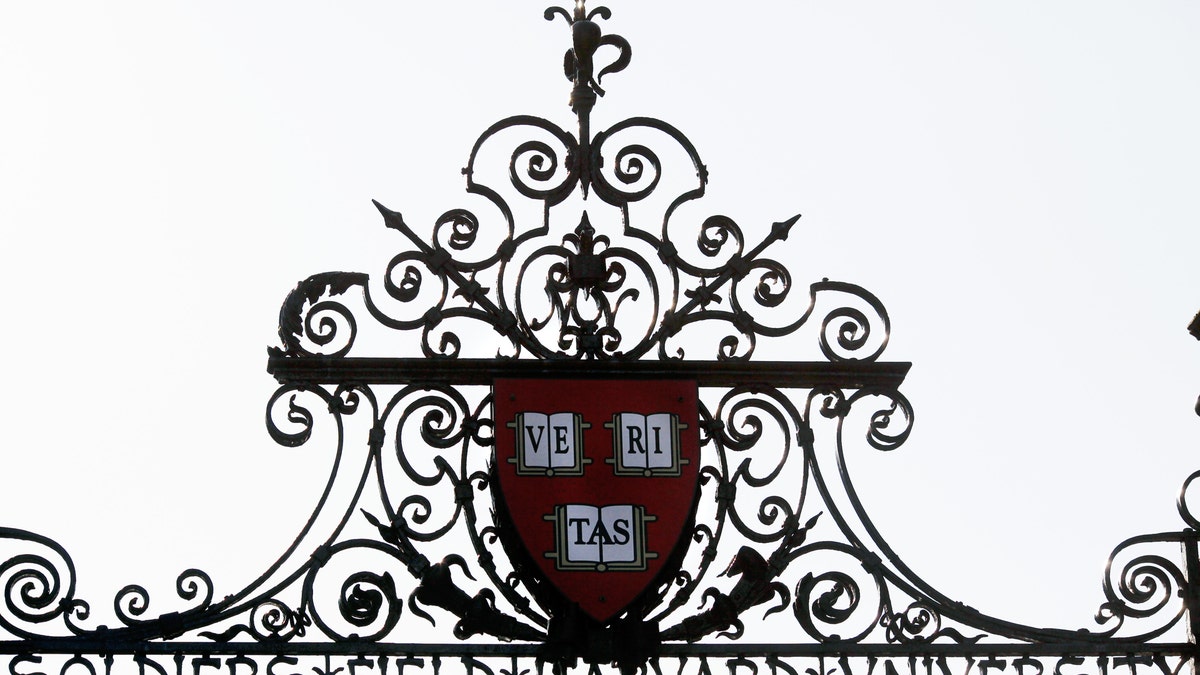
[0,528,85,638]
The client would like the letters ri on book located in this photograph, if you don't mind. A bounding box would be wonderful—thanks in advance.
[606,412,688,477]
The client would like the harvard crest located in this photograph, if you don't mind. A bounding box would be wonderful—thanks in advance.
[493,379,701,623]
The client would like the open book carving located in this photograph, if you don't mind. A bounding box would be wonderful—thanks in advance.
[544,503,656,572]
[506,412,592,476]
[604,412,689,476]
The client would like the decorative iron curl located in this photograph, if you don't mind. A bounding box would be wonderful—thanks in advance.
[265,387,320,448]
[1092,533,1188,640]
[113,568,213,629]
[819,388,914,453]
[379,250,454,328]
[697,215,745,261]
[1176,469,1200,530]
[371,385,499,586]
[601,143,662,203]
[653,214,803,362]
[589,117,706,214]
[791,544,886,643]
[510,140,573,203]
[303,541,405,642]
[813,280,892,362]
[662,214,748,287]
[278,272,368,358]
[0,528,86,638]
[466,115,580,208]
[384,252,427,305]
[250,599,309,641]
[880,601,936,643]
[852,389,914,452]
[747,260,792,310]
[711,387,809,544]
[879,600,981,645]
[383,386,470,467]
[434,209,482,254]
[339,571,402,631]
[199,598,309,643]
[658,314,755,362]
[445,395,550,630]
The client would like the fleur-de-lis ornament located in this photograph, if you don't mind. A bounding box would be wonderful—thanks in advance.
[545,2,632,196]
[545,1,631,116]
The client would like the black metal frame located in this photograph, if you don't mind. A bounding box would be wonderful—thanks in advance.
[3,4,1197,675]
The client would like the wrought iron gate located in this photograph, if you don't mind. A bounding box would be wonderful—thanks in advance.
[2,4,1197,675]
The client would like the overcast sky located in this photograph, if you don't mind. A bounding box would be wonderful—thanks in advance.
[1,1,1199,637]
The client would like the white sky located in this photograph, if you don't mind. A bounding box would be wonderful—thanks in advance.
[1,1,1199,638]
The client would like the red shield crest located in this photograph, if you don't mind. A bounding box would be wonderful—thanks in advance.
[492,378,701,624]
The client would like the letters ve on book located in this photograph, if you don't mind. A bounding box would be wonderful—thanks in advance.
[507,412,591,476]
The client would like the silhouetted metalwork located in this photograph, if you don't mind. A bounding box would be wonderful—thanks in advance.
[2,3,1198,675]
[1191,311,1200,416]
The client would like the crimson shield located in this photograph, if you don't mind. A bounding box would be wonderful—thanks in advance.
[493,378,701,623]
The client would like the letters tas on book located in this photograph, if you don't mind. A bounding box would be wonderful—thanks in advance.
[544,504,656,572]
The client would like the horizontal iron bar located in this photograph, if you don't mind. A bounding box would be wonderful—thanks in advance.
[267,356,911,389]
[0,641,1192,658]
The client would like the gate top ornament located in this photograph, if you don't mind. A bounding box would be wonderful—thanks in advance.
[3,4,1199,675]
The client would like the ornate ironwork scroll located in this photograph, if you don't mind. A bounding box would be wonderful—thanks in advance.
[2,4,1198,675]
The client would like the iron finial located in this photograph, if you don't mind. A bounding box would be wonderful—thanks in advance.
[545,2,631,195]
[544,2,631,112]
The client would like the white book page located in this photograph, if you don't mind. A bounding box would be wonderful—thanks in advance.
[645,413,674,469]
[548,412,577,469]
[564,504,600,563]
[618,412,648,469]
[600,504,637,563]
[519,412,549,468]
